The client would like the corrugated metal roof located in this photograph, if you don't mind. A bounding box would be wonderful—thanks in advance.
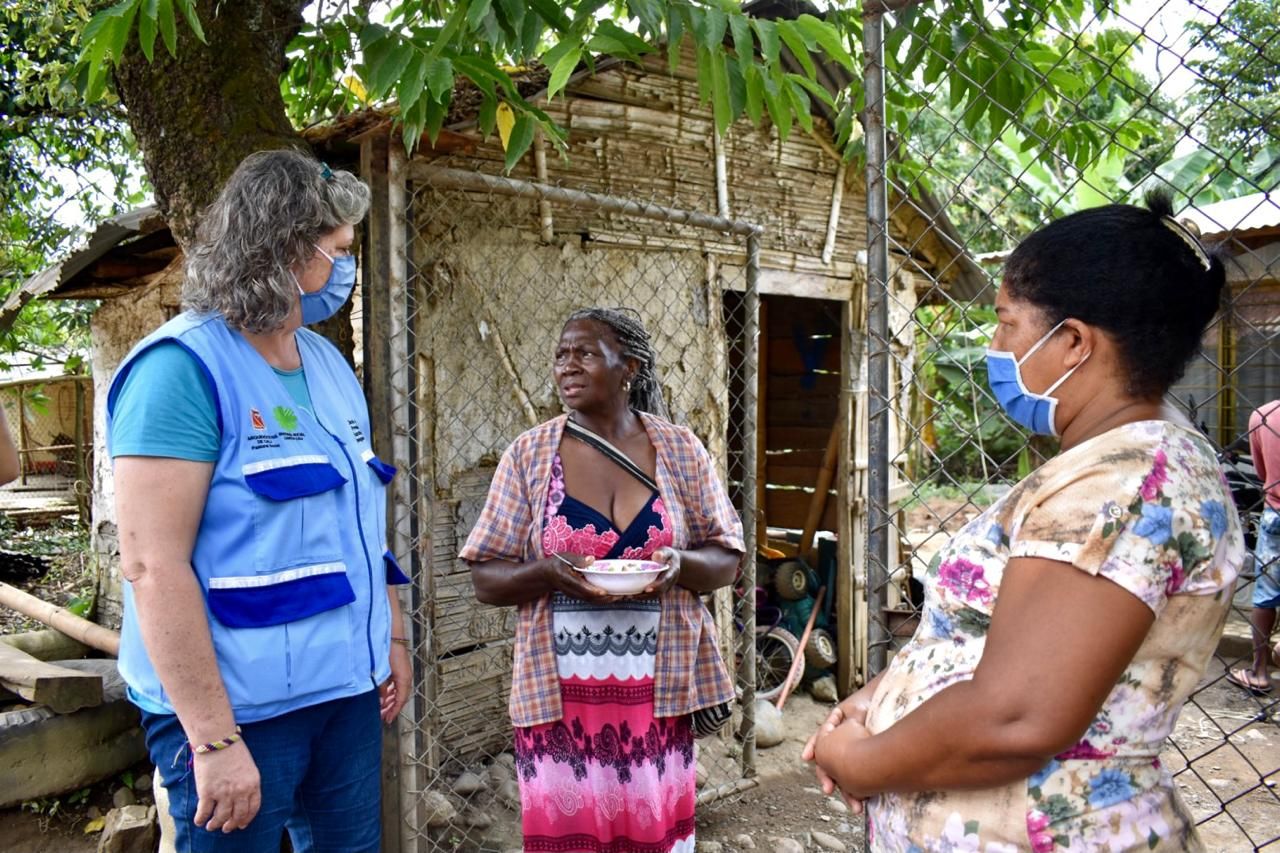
[1180,192,1280,239]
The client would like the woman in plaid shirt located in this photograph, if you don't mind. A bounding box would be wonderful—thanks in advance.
[463,308,744,853]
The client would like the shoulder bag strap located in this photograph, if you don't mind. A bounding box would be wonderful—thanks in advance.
[563,418,659,493]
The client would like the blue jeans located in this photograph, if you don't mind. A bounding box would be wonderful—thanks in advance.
[141,690,381,853]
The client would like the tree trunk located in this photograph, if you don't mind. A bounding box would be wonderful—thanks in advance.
[113,1,306,250]
[112,1,355,358]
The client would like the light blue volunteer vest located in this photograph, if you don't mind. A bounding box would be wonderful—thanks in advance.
[107,312,409,723]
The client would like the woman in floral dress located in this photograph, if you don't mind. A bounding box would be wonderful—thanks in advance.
[464,308,742,852]
[805,192,1245,852]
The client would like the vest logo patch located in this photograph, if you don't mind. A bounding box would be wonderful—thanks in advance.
[273,406,299,432]
[250,408,266,431]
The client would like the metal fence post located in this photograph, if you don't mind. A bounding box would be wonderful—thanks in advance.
[863,5,892,679]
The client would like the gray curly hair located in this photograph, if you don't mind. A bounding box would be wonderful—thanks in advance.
[182,149,370,332]
[565,307,668,418]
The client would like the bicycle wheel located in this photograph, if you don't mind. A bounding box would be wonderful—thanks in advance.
[754,625,800,701]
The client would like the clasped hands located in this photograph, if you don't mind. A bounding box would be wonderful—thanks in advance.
[801,695,874,813]
[547,546,681,603]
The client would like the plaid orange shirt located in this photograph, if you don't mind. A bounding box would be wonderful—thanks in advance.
[459,413,745,728]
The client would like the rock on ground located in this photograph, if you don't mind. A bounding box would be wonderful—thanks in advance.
[733,834,756,849]
[811,829,848,851]
[451,771,485,795]
[753,700,786,748]
[97,805,156,853]
[769,837,804,853]
[422,791,457,828]
[809,675,839,703]
[695,841,723,853]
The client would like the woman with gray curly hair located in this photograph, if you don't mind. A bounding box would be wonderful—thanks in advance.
[106,149,410,853]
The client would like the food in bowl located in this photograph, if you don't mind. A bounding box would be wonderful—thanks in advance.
[575,559,667,595]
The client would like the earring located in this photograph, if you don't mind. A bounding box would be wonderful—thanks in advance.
[624,379,632,392]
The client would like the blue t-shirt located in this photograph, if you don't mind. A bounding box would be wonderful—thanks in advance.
[110,342,313,460]
[110,341,315,714]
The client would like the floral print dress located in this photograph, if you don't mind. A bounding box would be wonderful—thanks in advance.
[865,421,1245,852]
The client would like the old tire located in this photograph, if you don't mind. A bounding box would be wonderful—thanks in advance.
[773,560,810,601]
[804,628,838,669]
[754,626,800,701]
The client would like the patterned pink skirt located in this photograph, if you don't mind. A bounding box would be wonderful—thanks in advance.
[513,595,696,852]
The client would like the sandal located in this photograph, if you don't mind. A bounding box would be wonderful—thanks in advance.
[1226,667,1273,695]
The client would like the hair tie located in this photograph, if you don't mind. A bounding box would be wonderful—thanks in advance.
[1161,216,1211,272]
[320,162,334,182]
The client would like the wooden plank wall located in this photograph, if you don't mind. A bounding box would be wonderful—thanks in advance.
[761,295,844,533]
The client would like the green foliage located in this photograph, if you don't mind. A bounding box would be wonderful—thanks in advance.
[1,0,148,372]
[917,305,1032,483]
[1187,0,1279,163]
[74,0,861,168]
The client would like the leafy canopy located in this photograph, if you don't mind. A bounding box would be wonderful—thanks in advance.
[0,0,146,372]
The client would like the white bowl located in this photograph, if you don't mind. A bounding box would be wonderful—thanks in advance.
[575,559,666,595]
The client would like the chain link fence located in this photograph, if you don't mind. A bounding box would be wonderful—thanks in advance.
[862,1,1278,849]
[379,152,768,851]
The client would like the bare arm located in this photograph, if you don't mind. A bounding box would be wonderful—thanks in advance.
[814,556,1154,797]
[471,554,616,606]
[0,410,18,485]
[380,585,411,722]
[115,456,261,832]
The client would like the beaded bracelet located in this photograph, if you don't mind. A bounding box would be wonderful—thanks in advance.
[391,636,410,647]
[192,726,243,755]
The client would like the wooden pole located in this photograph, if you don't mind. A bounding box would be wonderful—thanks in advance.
[774,585,826,711]
[16,387,28,485]
[0,582,120,656]
[800,421,841,561]
[756,301,769,552]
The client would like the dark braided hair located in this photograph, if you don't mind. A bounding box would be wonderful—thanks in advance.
[564,307,668,418]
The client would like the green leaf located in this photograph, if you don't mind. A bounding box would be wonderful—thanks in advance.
[477,93,498,137]
[727,57,746,118]
[1047,67,1083,93]
[762,72,792,141]
[526,0,573,32]
[694,44,714,104]
[628,0,663,36]
[777,20,816,79]
[503,114,536,172]
[729,13,753,74]
[794,14,854,72]
[424,57,454,100]
[701,7,727,51]
[105,3,139,62]
[666,4,685,73]
[466,0,493,31]
[752,18,780,66]
[397,52,428,111]
[544,39,582,99]
[372,43,414,99]
[708,50,731,136]
[424,94,449,144]
[786,73,835,109]
[427,3,467,59]
[786,77,813,133]
[743,63,764,126]
[175,0,204,44]
[586,20,651,59]
[138,0,159,62]
[156,0,177,55]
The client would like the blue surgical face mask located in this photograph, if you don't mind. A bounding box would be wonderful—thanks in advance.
[985,320,1089,436]
[297,244,356,325]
